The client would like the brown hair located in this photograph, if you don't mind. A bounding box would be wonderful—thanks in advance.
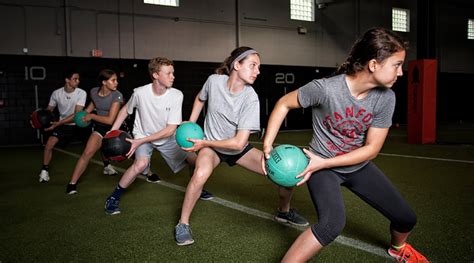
[215,46,259,75]
[336,27,408,75]
[97,69,116,86]
[148,57,174,79]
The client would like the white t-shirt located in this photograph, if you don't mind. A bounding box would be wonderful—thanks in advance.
[127,83,183,145]
[48,87,87,120]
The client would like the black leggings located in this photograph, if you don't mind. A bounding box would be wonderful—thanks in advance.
[307,161,417,246]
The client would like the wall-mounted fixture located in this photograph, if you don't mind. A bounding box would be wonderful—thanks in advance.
[297,26,307,35]
[91,49,103,57]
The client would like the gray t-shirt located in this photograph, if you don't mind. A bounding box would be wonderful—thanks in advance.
[199,74,260,155]
[90,87,123,117]
[298,74,395,173]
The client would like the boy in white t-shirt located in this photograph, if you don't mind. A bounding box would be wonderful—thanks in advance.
[104,57,211,215]
[37,70,87,182]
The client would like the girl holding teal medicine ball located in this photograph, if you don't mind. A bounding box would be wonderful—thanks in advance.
[66,69,123,195]
[174,47,309,246]
[262,27,428,262]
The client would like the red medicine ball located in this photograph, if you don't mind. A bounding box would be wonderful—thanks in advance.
[101,130,132,162]
[31,109,55,130]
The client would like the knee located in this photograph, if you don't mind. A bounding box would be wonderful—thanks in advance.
[133,159,149,174]
[311,213,346,246]
[192,167,212,184]
[45,139,56,150]
[81,150,95,160]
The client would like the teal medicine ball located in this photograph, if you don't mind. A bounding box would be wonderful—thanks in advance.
[73,110,90,128]
[265,144,309,187]
[175,122,204,148]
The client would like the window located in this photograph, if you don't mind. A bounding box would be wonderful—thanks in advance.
[144,0,179,7]
[468,19,474,40]
[290,0,315,22]
[392,8,410,32]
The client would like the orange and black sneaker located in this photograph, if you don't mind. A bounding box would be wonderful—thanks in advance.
[388,243,429,262]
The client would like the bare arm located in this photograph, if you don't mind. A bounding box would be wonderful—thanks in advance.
[85,101,121,125]
[318,127,388,168]
[110,105,129,131]
[187,129,250,152]
[126,124,178,157]
[44,104,84,131]
[140,124,178,143]
[261,90,302,174]
[296,126,388,186]
[263,90,302,157]
[188,92,205,122]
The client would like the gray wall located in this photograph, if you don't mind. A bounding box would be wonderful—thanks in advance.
[0,0,473,73]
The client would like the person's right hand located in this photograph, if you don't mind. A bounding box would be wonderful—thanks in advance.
[294,149,326,186]
[125,138,143,158]
[44,121,58,132]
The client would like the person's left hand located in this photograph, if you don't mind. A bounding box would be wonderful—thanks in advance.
[44,121,58,132]
[295,149,326,186]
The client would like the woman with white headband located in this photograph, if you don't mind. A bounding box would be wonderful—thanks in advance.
[174,46,309,246]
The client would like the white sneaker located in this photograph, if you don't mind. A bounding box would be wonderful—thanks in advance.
[39,170,50,182]
[103,164,118,176]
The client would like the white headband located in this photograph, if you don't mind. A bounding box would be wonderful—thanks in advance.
[231,49,258,70]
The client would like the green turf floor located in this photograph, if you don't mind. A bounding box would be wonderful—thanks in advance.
[0,129,472,262]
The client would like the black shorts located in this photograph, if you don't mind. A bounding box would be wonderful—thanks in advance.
[50,125,79,141]
[92,122,112,137]
[212,144,253,166]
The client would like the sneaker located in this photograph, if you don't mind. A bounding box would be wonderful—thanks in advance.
[103,164,118,176]
[66,183,78,195]
[146,173,161,183]
[199,189,214,201]
[388,243,429,263]
[38,170,50,183]
[175,223,194,246]
[104,196,121,215]
[274,208,309,227]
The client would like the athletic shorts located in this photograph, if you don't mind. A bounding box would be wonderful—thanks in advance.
[134,137,188,173]
[92,122,112,137]
[212,143,253,166]
[50,125,79,141]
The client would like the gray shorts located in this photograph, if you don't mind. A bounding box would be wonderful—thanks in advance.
[135,138,188,174]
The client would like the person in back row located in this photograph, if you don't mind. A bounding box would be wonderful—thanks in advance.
[66,69,123,194]
[262,27,429,262]
[174,47,309,246]
[104,57,212,215]
[37,70,87,183]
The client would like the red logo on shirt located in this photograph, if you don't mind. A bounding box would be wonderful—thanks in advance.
[322,106,373,155]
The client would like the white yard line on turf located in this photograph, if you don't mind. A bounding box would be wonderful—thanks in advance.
[249,141,474,164]
[55,147,391,259]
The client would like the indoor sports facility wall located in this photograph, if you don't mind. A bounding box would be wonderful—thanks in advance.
[0,0,473,74]
[1,0,473,145]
